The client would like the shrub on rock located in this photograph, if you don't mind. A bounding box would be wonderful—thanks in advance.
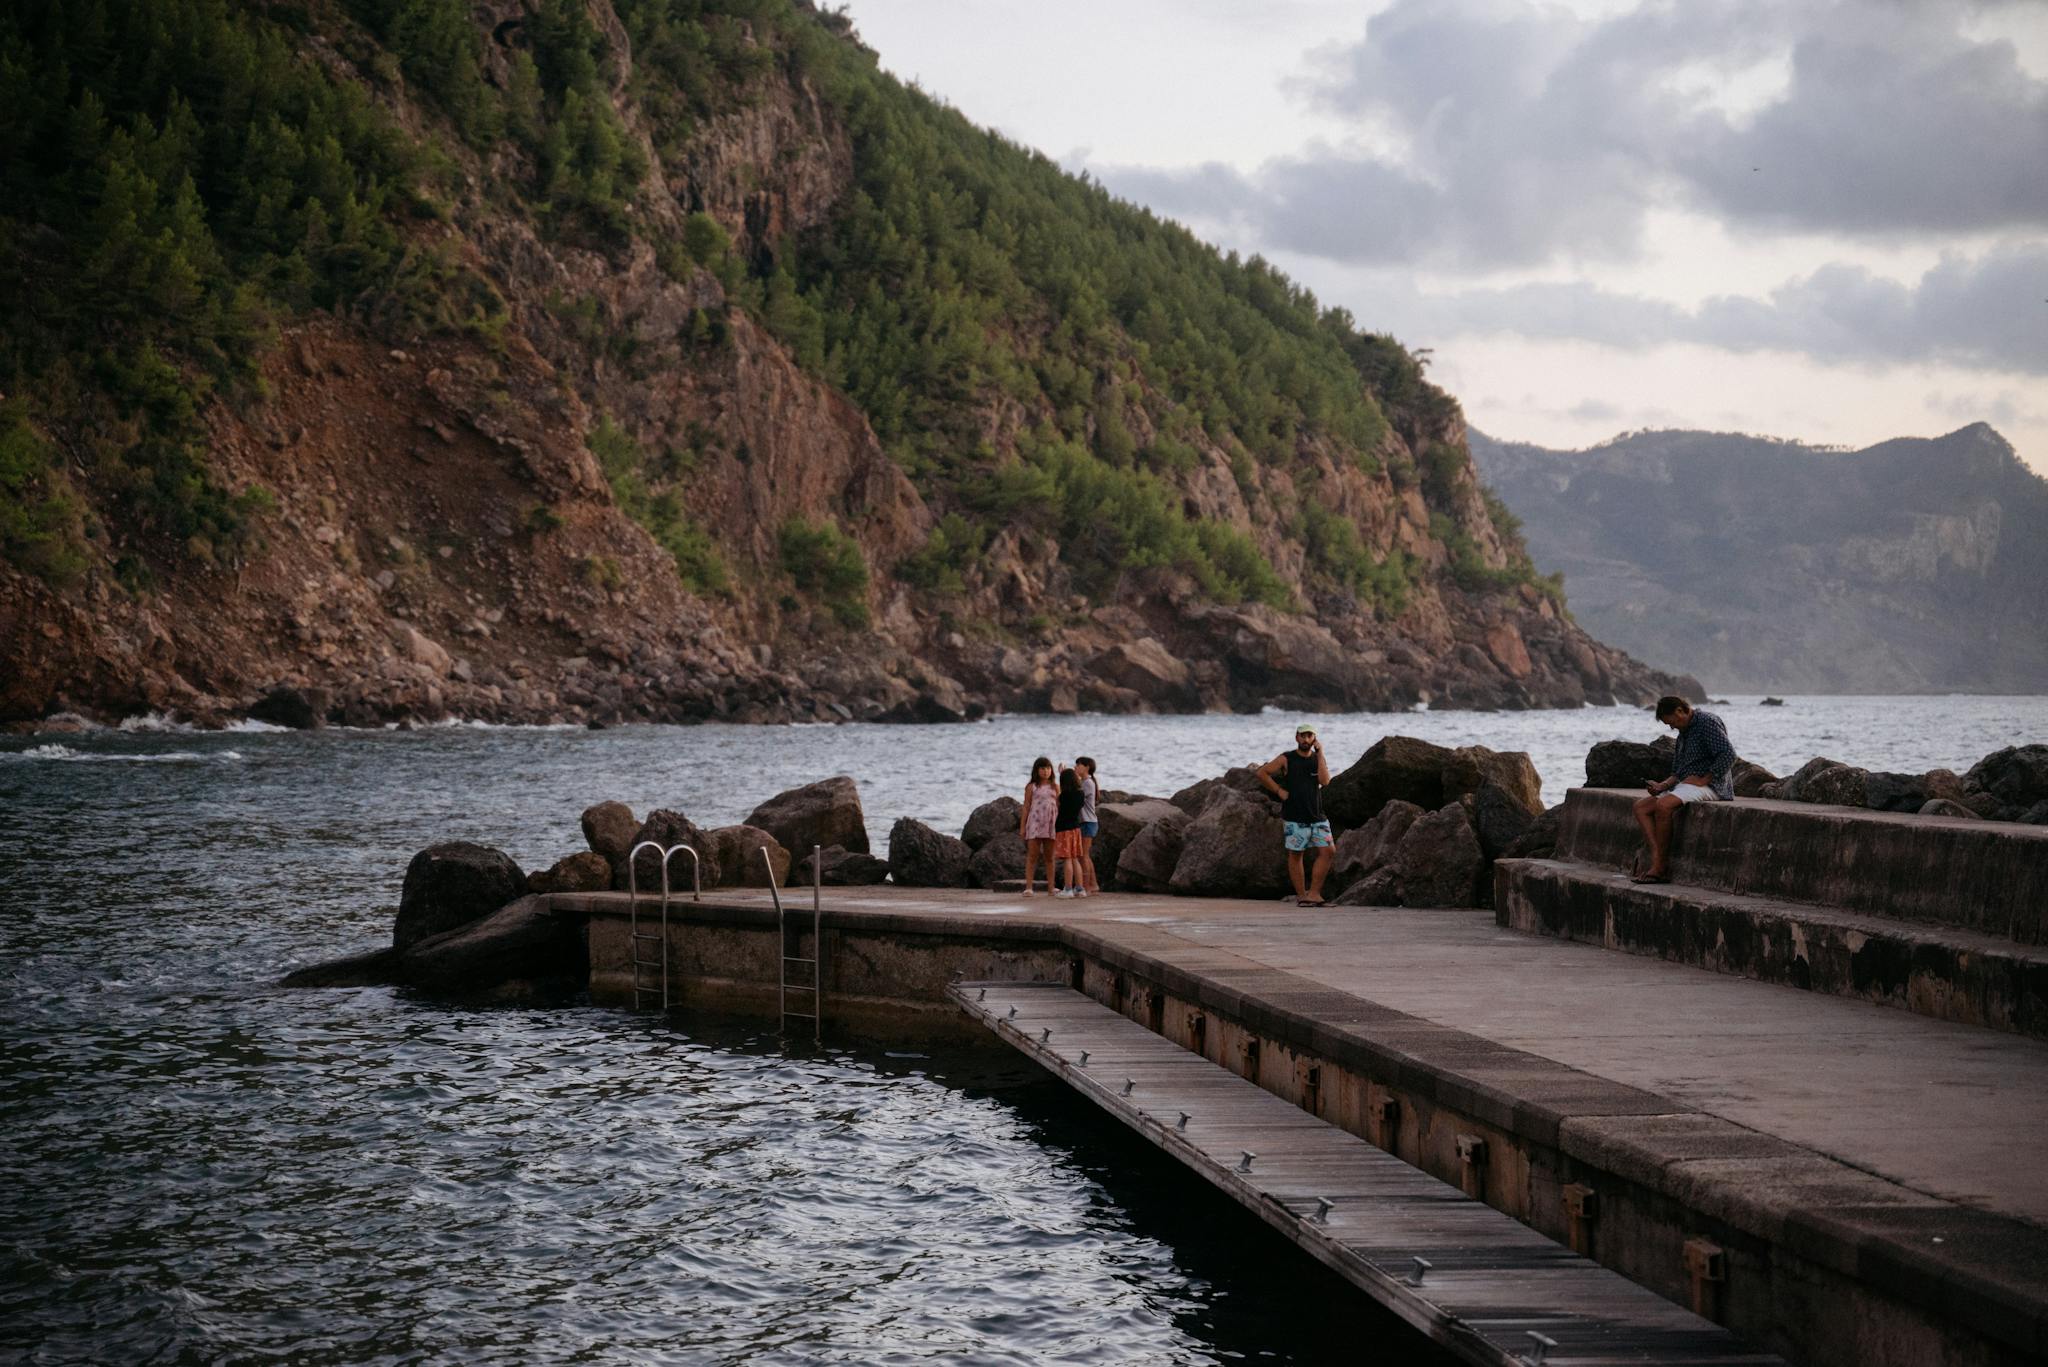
[746,776,868,857]
[887,817,971,887]
[396,842,526,949]
[582,801,639,865]
[961,796,1023,850]
[1168,787,1289,899]
[527,852,612,894]
[1116,809,1191,892]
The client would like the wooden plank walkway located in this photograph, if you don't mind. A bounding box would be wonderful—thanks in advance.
[952,980,1785,1367]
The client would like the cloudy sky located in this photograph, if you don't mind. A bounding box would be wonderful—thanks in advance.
[835,0,2048,471]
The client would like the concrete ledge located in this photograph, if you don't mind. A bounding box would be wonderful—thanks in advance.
[1559,788,2048,942]
[1496,857,2048,1037]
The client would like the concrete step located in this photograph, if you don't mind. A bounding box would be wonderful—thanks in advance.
[1558,787,2048,943]
[1495,857,2048,1037]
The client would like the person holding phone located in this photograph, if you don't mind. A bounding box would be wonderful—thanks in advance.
[1258,723,1333,906]
[1630,697,1735,884]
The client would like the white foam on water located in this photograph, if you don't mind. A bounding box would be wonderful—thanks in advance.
[116,712,196,734]
[2,744,246,763]
[222,718,290,733]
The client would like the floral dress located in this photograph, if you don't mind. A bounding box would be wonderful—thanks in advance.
[1022,781,1057,840]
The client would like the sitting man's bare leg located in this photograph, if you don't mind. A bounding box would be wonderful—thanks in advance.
[1636,793,1683,881]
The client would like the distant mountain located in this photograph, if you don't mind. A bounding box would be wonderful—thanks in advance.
[1468,424,2048,693]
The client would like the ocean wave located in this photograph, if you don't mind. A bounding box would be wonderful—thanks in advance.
[2,744,246,763]
[221,718,291,733]
[115,712,196,734]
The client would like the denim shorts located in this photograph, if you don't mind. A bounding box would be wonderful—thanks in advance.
[1284,819,1333,851]
[1079,821,1099,838]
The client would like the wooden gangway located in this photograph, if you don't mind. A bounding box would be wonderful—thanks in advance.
[952,980,1785,1367]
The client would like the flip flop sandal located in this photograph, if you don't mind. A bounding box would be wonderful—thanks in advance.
[1630,872,1671,885]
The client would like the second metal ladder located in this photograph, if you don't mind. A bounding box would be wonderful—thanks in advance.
[767,843,824,1042]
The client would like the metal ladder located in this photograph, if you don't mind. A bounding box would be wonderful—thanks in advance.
[626,839,700,1012]
[768,844,823,1041]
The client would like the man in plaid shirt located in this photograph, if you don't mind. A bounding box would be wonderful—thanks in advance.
[1630,696,1736,883]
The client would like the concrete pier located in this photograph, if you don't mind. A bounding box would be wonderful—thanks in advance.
[552,874,2048,1367]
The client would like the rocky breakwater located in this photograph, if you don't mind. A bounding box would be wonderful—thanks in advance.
[283,775,873,996]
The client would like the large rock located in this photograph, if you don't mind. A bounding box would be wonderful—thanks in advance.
[887,817,971,887]
[1116,808,1191,892]
[1797,764,1870,808]
[1501,802,1563,859]
[1170,766,1274,817]
[1324,737,1541,829]
[704,824,791,888]
[2018,801,2048,826]
[248,683,328,730]
[1168,787,1290,899]
[1966,745,2048,810]
[395,842,526,950]
[795,844,892,886]
[581,801,639,865]
[967,831,1027,889]
[527,851,612,894]
[1467,782,1537,861]
[1918,798,1978,819]
[1093,798,1181,887]
[1390,804,1487,908]
[1332,867,1402,907]
[1584,736,1675,788]
[1766,756,1847,803]
[961,796,1023,851]
[1089,637,1193,701]
[1330,799,1423,894]
[617,810,707,892]
[1731,758,1778,798]
[1862,770,1940,813]
[402,895,586,999]
[745,776,868,857]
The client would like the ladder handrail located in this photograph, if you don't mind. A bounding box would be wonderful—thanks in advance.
[624,840,699,1012]
[765,843,824,1043]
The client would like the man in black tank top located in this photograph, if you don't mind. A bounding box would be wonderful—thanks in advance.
[1257,723,1333,906]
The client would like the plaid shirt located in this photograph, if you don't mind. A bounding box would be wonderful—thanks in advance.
[1672,710,1736,800]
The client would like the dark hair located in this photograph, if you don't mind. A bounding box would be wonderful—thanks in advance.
[1029,755,1054,786]
[1060,767,1082,798]
[1654,695,1691,720]
[1076,756,1097,784]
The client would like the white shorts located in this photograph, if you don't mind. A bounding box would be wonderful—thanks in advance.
[1672,783,1719,804]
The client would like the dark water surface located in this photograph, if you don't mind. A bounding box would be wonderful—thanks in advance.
[0,720,1482,1365]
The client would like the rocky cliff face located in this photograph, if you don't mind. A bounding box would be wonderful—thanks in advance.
[0,1,1693,728]
[1470,425,2048,693]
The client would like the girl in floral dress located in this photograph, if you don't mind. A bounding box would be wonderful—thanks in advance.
[1019,756,1058,896]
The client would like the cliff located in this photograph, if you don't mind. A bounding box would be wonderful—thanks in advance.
[1469,424,2048,693]
[0,0,1693,728]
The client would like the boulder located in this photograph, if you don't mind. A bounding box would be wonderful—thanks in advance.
[704,824,791,887]
[581,801,639,865]
[1965,745,2048,810]
[1768,756,1847,803]
[1466,782,1538,861]
[1329,800,1423,894]
[745,776,868,857]
[795,844,892,886]
[248,683,328,730]
[961,795,1023,851]
[1089,638,1194,701]
[402,895,586,999]
[1958,790,2009,820]
[887,817,972,887]
[1584,736,1674,789]
[617,810,707,892]
[1093,798,1182,887]
[1797,764,1870,808]
[2019,801,2048,826]
[967,831,1027,889]
[526,851,612,894]
[1332,867,1402,907]
[1324,737,1541,829]
[1918,798,1978,819]
[281,945,406,988]
[1116,808,1191,892]
[1862,770,1935,813]
[1168,787,1290,899]
[395,842,526,950]
[1501,803,1563,859]
[1731,758,1778,799]
[1170,766,1274,817]
[1390,804,1487,908]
